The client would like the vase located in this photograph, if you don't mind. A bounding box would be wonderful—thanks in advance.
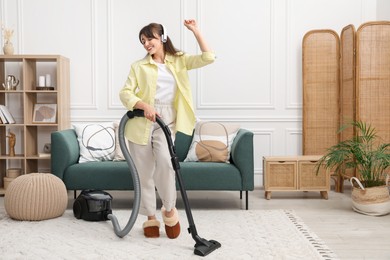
[3,42,14,55]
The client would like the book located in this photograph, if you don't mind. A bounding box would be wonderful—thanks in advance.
[0,105,15,124]
[0,107,8,123]
[38,152,51,158]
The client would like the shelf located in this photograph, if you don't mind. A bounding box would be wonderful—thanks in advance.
[0,54,65,61]
[25,90,58,93]
[0,54,70,178]
[0,155,25,159]
[0,90,24,93]
[25,124,59,126]
[0,124,24,126]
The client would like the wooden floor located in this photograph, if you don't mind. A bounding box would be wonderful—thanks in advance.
[1,185,390,259]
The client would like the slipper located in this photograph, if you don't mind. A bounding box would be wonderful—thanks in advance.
[161,207,181,239]
[143,219,160,238]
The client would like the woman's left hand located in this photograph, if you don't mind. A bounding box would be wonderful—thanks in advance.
[184,19,198,32]
[183,19,211,52]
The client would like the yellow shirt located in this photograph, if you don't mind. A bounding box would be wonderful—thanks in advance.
[119,51,215,145]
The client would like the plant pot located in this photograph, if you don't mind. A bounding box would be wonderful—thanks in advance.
[350,177,390,216]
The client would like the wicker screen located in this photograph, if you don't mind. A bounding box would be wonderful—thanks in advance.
[340,24,356,141]
[356,21,390,144]
[340,25,357,179]
[302,30,340,155]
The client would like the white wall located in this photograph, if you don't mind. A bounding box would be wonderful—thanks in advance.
[377,0,390,20]
[0,0,383,186]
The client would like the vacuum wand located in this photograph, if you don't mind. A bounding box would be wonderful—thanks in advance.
[130,109,221,256]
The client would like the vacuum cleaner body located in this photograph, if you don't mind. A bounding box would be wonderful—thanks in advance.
[73,190,113,221]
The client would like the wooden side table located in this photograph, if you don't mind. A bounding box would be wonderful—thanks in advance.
[263,156,330,200]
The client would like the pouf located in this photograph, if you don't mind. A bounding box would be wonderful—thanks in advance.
[4,173,68,221]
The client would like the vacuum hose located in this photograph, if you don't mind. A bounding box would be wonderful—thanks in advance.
[106,110,221,257]
[106,110,144,237]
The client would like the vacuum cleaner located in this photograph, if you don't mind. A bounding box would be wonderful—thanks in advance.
[73,190,113,221]
[73,109,221,256]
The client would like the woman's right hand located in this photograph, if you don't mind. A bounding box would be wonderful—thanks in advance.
[144,107,158,122]
[135,101,160,122]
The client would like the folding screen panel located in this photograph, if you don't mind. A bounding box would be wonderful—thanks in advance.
[302,30,340,155]
[340,24,356,141]
[356,21,390,144]
[338,24,357,188]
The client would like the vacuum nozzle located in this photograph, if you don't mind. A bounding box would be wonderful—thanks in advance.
[194,237,221,257]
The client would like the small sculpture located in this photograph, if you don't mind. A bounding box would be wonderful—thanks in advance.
[7,130,16,156]
[2,75,19,90]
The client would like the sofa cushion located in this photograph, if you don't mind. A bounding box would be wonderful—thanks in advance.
[177,162,242,190]
[184,121,240,163]
[63,161,134,190]
[73,123,116,163]
[63,161,242,191]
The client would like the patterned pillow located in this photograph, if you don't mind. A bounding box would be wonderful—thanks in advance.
[113,121,130,161]
[184,121,240,163]
[73,122,116,163]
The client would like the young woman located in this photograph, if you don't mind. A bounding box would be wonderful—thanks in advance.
[119,20,215,239]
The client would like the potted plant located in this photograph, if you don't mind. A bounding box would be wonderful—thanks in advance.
[316,121,390,216]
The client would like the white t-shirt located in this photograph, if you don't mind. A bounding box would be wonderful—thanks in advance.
[155,63,177,103]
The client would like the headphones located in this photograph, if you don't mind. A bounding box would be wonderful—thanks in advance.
[161,24,168,43]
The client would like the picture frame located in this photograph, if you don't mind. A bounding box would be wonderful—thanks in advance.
[33,104,57,123]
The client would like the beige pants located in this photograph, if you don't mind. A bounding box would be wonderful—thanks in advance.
[128,102,177,216]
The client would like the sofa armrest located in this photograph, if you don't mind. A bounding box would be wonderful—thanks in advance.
[230,129,254,190]
[51,129,80,180]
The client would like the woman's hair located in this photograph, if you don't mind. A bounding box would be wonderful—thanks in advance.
[139,23,182,56]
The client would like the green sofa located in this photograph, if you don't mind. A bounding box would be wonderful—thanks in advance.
[51,128,254,209]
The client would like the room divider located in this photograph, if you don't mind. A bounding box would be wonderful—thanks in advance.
[302,21,390,192]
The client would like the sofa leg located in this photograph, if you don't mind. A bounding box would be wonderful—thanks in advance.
[240,191,242,199]
[246,191,248,210]
[74,190,77,199]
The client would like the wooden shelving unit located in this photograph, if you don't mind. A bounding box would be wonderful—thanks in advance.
[0,55,70,195]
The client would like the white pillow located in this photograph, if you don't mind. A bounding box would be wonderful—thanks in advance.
[113,121,130,161]
[73,122,116,163]
[184,121,240,163]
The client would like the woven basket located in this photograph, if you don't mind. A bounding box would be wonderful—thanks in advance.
[350,177,390,216]
[302,30,340,155]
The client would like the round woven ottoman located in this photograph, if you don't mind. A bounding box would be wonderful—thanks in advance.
[4,173,68,221]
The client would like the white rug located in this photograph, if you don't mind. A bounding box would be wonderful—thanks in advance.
[0,209,338,260]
